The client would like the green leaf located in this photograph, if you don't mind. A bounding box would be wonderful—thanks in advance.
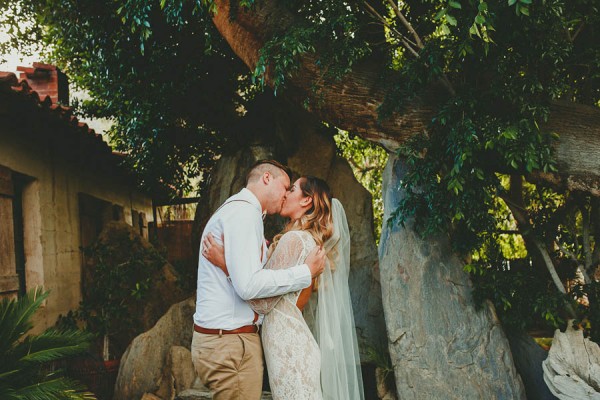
[470,22,483,37]
[446,14,458,26]
[501,127,518,140]
[434,8,447,20]
[508,0,517,5]
[449,1,462,9]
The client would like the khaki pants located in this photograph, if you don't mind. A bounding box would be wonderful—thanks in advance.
[191,331,264,400]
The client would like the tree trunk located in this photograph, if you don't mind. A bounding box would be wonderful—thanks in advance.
[507,332,557,400]
[211,0,600,194]
[379,155,526,399]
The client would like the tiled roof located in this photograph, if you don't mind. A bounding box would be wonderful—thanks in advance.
[0,70,126,175]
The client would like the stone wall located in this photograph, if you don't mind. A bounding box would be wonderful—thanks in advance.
[0,122,152,332]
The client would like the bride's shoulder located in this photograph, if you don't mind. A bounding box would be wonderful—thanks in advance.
[279,230,313,243]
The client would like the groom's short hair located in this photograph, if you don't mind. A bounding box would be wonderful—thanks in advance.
[246,159,292,186]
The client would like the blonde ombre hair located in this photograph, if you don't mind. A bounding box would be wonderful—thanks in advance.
[268,176,334,259]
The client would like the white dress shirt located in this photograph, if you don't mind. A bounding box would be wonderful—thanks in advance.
[193,188,312,330]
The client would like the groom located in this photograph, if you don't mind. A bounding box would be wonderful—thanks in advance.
[191,159,326,399]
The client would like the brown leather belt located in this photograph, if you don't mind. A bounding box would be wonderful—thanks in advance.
[194,323,258,335]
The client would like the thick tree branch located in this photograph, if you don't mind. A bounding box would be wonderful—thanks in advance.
[211,0,600,194]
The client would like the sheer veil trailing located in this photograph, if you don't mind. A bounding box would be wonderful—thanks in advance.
[305,198,365,400]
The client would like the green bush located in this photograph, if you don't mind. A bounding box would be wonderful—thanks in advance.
[79,225,165,360]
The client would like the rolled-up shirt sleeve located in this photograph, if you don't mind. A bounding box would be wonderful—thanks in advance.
[223,205,311,300]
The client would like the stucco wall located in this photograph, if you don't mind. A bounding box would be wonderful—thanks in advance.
[0,125,153,332]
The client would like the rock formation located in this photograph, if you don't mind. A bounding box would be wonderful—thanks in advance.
[378,155,526,399]
[113,298,197,400]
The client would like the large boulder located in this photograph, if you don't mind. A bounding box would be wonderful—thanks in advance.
[113,297,196,400]
[379,155,526,399]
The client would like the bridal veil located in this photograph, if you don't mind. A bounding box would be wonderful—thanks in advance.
[306,198,365,400]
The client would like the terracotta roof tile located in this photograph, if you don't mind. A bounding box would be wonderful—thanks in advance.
[0,70,130,177]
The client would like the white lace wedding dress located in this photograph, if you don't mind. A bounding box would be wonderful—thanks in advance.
[249,230,323,400]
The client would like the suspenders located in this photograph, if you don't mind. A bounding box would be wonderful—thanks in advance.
[210,197,262,326]
[212,198,266,272]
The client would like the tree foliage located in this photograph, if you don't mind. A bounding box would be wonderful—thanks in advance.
[335,130,388,243]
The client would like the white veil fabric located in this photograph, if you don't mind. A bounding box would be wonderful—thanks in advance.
[306,198,365,400]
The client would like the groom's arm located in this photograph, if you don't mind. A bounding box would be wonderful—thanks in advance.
[222,207,312,300]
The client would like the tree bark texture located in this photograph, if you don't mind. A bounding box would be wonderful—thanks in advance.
[378,155,527,399]
[211,0,600,194]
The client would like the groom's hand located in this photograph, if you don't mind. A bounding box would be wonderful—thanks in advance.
[306,246,326,278]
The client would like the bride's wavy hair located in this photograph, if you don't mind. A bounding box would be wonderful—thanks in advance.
[268,176,334,258]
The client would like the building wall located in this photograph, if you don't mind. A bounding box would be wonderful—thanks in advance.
[0,125,153,332]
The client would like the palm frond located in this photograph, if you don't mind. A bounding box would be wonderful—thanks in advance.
[0,369,19,380]
[0,289,95,399]
[0,288,49,354]
[0,387,17,399]
[15,329,94,365]
[11,377,95,400]
[19,342,92,365]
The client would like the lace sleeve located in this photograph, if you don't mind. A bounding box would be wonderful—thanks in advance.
[249,231,314,314]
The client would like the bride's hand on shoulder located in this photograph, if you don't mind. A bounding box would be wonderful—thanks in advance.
[305,245,326,278]
[202,233,228,276]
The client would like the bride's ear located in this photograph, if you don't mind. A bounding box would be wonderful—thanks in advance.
[300,196,313,208]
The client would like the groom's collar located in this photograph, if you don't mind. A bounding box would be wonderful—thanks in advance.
[239,188,264,215]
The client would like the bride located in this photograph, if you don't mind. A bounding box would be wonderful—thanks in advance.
[204,175,364,400]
